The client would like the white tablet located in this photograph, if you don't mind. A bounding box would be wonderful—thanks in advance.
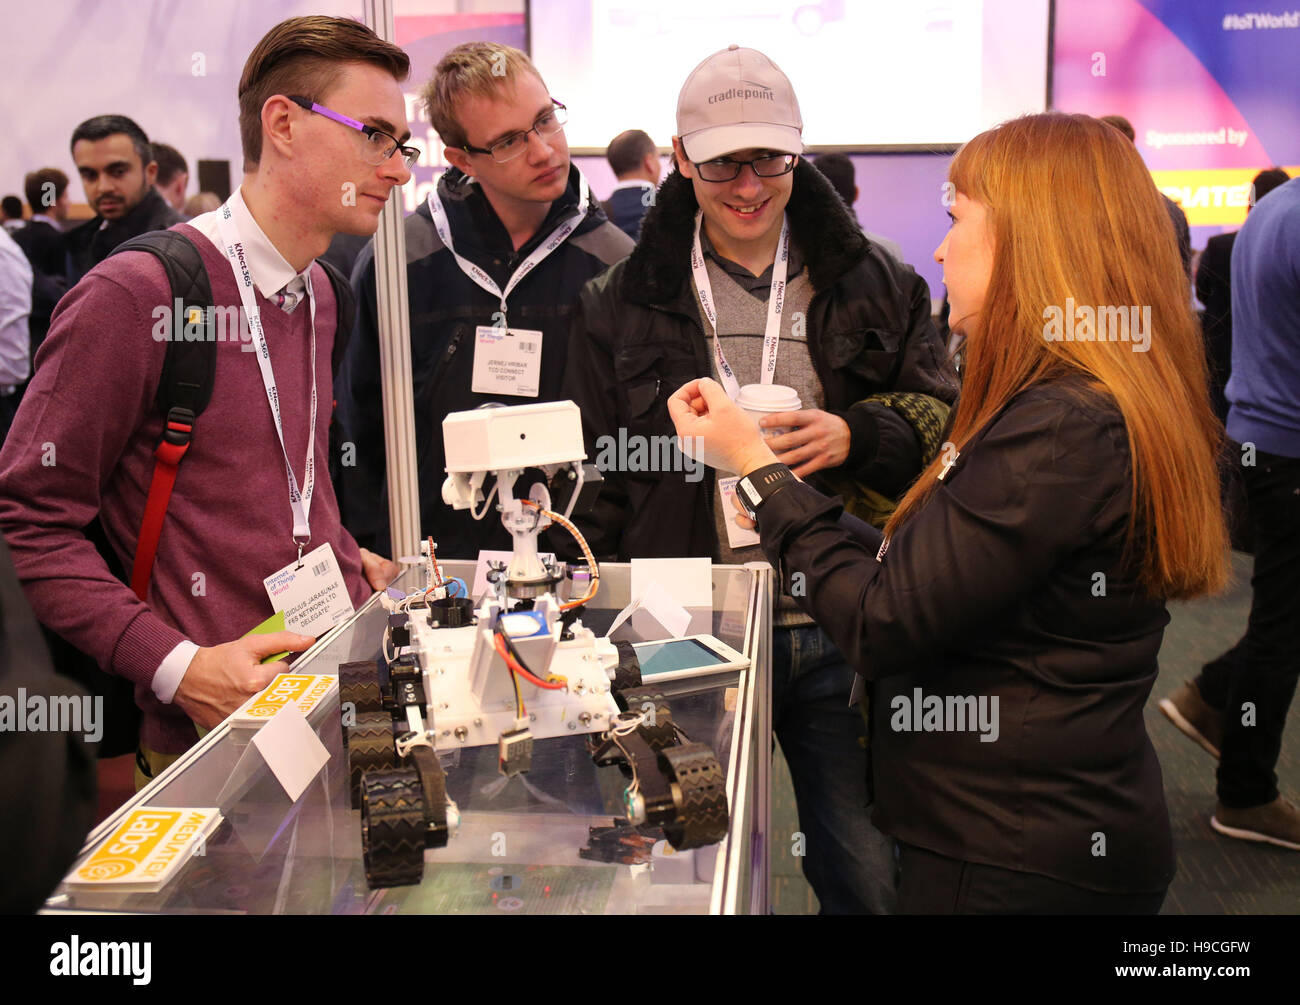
[630,634,750,683]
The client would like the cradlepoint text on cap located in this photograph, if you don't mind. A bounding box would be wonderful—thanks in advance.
[709,85,776,105]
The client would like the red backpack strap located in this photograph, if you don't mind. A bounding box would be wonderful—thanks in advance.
[129,407,195,600]
[111,230,215,602]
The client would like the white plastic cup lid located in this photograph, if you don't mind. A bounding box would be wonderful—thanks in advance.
[736,383,801,412]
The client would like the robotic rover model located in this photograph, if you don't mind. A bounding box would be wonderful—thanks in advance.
[338,402,729,888]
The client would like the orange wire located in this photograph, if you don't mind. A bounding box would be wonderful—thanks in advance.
[520,498,599,609]
[493,634,526,716]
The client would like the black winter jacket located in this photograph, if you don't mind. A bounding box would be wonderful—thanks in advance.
[65,188,184,284]
[561,160,958,561]
[338,165,633,556]
[757,376,1176,893]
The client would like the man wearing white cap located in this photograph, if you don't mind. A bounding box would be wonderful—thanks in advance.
[562,46,957,912]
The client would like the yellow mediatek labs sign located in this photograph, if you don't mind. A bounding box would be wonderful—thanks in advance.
[234,672,335,722]
[72,807,220,886]
[1151,166,1300,227]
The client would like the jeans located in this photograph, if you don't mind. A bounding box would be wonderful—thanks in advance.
[772,623,897,914]
[1196,448,1300,808]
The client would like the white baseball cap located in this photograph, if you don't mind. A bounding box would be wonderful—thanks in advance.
[676,45,804,163]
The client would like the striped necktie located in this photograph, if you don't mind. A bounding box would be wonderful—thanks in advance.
[274,275,306,314]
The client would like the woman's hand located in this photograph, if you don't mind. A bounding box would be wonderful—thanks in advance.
[668,377,778,477]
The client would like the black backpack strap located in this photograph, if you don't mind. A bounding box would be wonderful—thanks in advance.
[109,231,216,598]
[316,257,355,377]
[111,231,217,423]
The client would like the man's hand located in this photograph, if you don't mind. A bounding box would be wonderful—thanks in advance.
[761,409,850,478]
[668,377,778,476]
[358,548,400,591]
[173,631,315,729]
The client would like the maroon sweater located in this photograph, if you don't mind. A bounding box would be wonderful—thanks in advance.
[0,224,369,753]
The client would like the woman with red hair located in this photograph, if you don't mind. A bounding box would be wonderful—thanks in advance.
[670,113,1229,914]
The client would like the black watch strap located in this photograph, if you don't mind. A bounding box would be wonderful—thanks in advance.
[737,463,795,518]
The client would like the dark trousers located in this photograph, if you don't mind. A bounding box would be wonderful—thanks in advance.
[773,623,897,914]
[897,842,1167,914]
[1196,448,1300,808]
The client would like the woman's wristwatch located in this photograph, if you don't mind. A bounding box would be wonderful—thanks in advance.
[736,463,796,520]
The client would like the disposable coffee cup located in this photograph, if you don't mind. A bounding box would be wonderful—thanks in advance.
[736,383,801,438]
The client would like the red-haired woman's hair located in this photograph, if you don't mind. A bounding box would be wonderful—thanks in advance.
[885,113,1227,599]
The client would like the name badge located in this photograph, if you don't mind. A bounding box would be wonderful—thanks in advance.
[718,476,761,549]
[262,542,355,635]
[471,325,543,397]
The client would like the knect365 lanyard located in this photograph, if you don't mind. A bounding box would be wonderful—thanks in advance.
[215,197,318,561]
[690,209,790,399]
[427,171,590,325]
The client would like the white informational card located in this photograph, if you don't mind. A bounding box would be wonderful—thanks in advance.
[630,557,712,610]
[262,542,355,635]
[251,703,330,803]
[471,326,543,397]
[607,580,692,642]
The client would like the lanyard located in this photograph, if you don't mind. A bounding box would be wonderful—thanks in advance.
[690,210,790,400]
[427,171,590,324]
[215,198,318,554]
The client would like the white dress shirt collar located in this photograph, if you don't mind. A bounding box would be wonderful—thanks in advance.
[187,187,311,301]
[609,178,656,193]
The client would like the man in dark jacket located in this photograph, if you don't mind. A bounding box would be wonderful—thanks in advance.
[1195,167,1290,422]
[0,534,97,912]
[563,45,958,912]
[339,42,632,558]
[14,168,71,365]
[602,129,660,240]
[65,115,184,284]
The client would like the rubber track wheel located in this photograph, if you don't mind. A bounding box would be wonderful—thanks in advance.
[339,659,385,718]
[361,767,426,888]
[623,691,676,751]
[612,640,642,691]
[661,743,729,850]
[347,712,397,810]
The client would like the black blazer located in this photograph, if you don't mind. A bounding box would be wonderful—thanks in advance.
[758,375,1175,894]
[1196,231,1236,422]
[13,219,66,280]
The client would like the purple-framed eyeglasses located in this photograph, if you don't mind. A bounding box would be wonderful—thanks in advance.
[287,95,420,170]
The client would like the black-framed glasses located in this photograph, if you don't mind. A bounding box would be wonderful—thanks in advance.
[287,95,420,170]
[463,99,568,163]
[694,153,797,183]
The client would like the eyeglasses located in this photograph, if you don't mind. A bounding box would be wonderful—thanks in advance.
[287,95,421,170]
[463,100,568,163]
[694,153,797,183]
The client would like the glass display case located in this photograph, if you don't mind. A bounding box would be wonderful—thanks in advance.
[44,561,771,915]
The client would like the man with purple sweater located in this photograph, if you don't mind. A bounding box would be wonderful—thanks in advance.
[0,17,413,785]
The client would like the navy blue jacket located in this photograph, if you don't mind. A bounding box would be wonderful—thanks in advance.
[601,183,654,241]
[1226,177,1300,458]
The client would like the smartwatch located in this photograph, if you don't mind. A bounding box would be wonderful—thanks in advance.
[736,463,795,520]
